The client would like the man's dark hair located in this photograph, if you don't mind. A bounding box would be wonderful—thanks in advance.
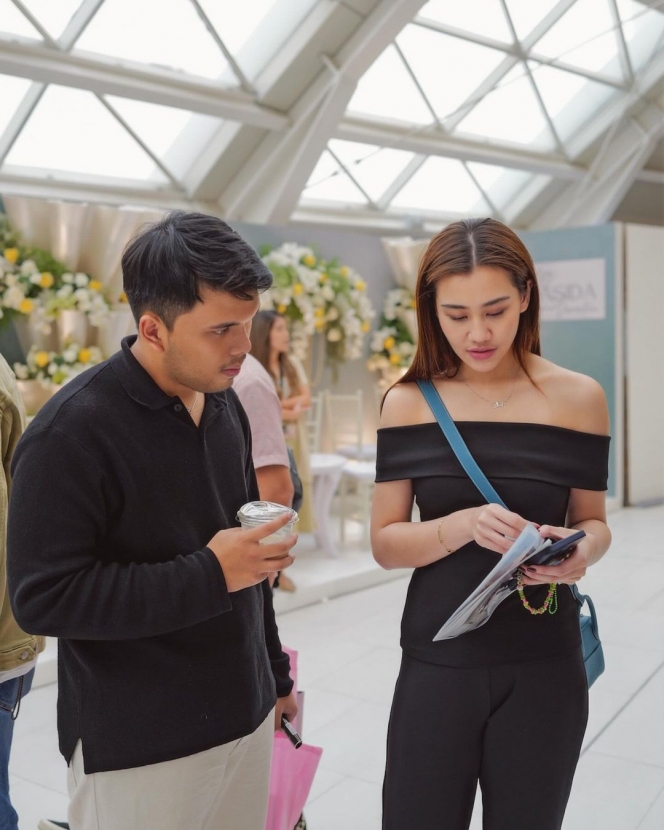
[122,211,273,328]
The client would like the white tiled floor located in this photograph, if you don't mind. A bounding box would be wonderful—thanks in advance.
[9,505,664,829]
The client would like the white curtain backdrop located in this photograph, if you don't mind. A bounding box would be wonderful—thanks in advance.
[3,196,166,301]
[380,236,429,293]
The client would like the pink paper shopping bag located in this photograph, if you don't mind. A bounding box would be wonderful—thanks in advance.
[265,733,323,830]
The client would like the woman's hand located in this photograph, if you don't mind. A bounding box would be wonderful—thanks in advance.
[470,504,530,555]
[519,524,595,586]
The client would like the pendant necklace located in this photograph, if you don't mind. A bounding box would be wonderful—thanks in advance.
[185,391,199,414]
[463,371,521,409]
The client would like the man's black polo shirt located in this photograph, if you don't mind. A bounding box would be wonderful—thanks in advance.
[7,337,292,773]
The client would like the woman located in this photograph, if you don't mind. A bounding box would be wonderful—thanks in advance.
[372,218,611,830]
[250,311,316,535]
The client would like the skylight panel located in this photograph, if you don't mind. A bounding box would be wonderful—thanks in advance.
[397,25,507,124]
[18,0,84,39]
[104,97,218,159]
[195,0,319,81]
[302,151,368,205]
[0,75,33,137]
[467,162,533,210]
[531,61,615,141]
[0,0,42,40]
[4,85,167,182]
[532,0,622,80]
[617,0,664,71]
[455,65,554,150]
[390,156,489,214]
[504,0,561,42]
[347,44,434,125]
[75,0,230,82]
[417,0,513,44]
[327,140,415,202]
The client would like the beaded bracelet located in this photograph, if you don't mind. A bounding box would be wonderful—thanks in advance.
[436,518,454,554]
[516,572,558,615]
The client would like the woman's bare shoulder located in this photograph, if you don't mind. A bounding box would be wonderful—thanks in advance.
[379,382,432,429]
[533,358,609,436]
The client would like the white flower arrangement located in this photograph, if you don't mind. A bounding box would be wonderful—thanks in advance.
[367,288,417,373]
[0,215,111,329]
[14,342,104,387]
[260,243,374,373]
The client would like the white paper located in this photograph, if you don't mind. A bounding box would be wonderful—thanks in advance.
[433,524,552,641]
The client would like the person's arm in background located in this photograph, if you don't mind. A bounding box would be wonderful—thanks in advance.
[281,356,311,420]
[256,465,293,508]
[234,356,293,508]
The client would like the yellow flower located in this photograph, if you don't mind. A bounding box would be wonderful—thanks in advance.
[303,254,316,268]
[319,273,328,283]
[315,319,325,331]
[384,336,396,350]
[314,308,325,318]
[40,272,54,288]
[78,348,91,364]
[119,291,128,303]
[410,298,416,308]
[361,321,371,333]
[340,266,349,278]
[355,279,366,292]
[277,303,287,313]
[19,298,34,314]
[89,280,102,292]
[35,351,50,369]
[389,353,401,366]
[292,283,303,296]
[3,248,19,264]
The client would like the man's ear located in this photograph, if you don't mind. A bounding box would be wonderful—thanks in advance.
[138,313,167,352]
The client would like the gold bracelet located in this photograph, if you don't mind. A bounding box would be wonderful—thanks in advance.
[437,518,454,553]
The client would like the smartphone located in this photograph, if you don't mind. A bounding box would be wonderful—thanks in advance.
[527,530,586,567]
[281,715,302,749]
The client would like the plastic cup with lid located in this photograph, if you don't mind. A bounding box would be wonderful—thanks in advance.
[236,501,299,544]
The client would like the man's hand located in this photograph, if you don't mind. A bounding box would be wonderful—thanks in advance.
[206,514,297,593]
[274,690,298,733]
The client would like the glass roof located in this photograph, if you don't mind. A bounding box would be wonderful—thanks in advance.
[0,0,661,223]
[304,0,664,221]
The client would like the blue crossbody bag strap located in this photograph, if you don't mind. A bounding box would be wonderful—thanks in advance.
[417,378,604,685]
[416,379,507,508]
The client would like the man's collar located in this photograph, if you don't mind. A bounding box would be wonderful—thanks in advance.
[110,336,178,410]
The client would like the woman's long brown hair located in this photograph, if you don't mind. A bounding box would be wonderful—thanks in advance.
[399,218,541,386]
[250,310,300,397]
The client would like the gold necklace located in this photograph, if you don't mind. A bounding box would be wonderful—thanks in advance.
[463,372,521,409]
[185,391,199,414]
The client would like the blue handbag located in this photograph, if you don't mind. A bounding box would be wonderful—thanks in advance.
[417,379,605,687]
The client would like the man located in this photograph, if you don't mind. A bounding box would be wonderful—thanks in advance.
[8,211,297,830]
[0,354,44,829]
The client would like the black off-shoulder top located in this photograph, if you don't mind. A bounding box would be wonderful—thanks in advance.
[376,421,610,667]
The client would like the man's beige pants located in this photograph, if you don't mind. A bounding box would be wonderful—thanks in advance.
[67,709,274,830]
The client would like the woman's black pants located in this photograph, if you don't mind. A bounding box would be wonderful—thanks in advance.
[383,650,588,830]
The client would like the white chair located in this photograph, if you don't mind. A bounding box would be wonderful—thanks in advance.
[306,392,324,454]
[339,459,375,546]
[324,390,376,461]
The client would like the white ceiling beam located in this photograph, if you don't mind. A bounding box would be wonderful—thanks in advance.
[376,154,427,210]
[636,168,664,184]
[0,82,44,165]
[531,104,664,227]
[608,0,635,85]
[0,36,288,129]
[58,0,106,51]
[336,118,584,178]
[221,0,429,224]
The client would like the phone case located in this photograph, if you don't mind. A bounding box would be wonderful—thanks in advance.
[527,530,586,566]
